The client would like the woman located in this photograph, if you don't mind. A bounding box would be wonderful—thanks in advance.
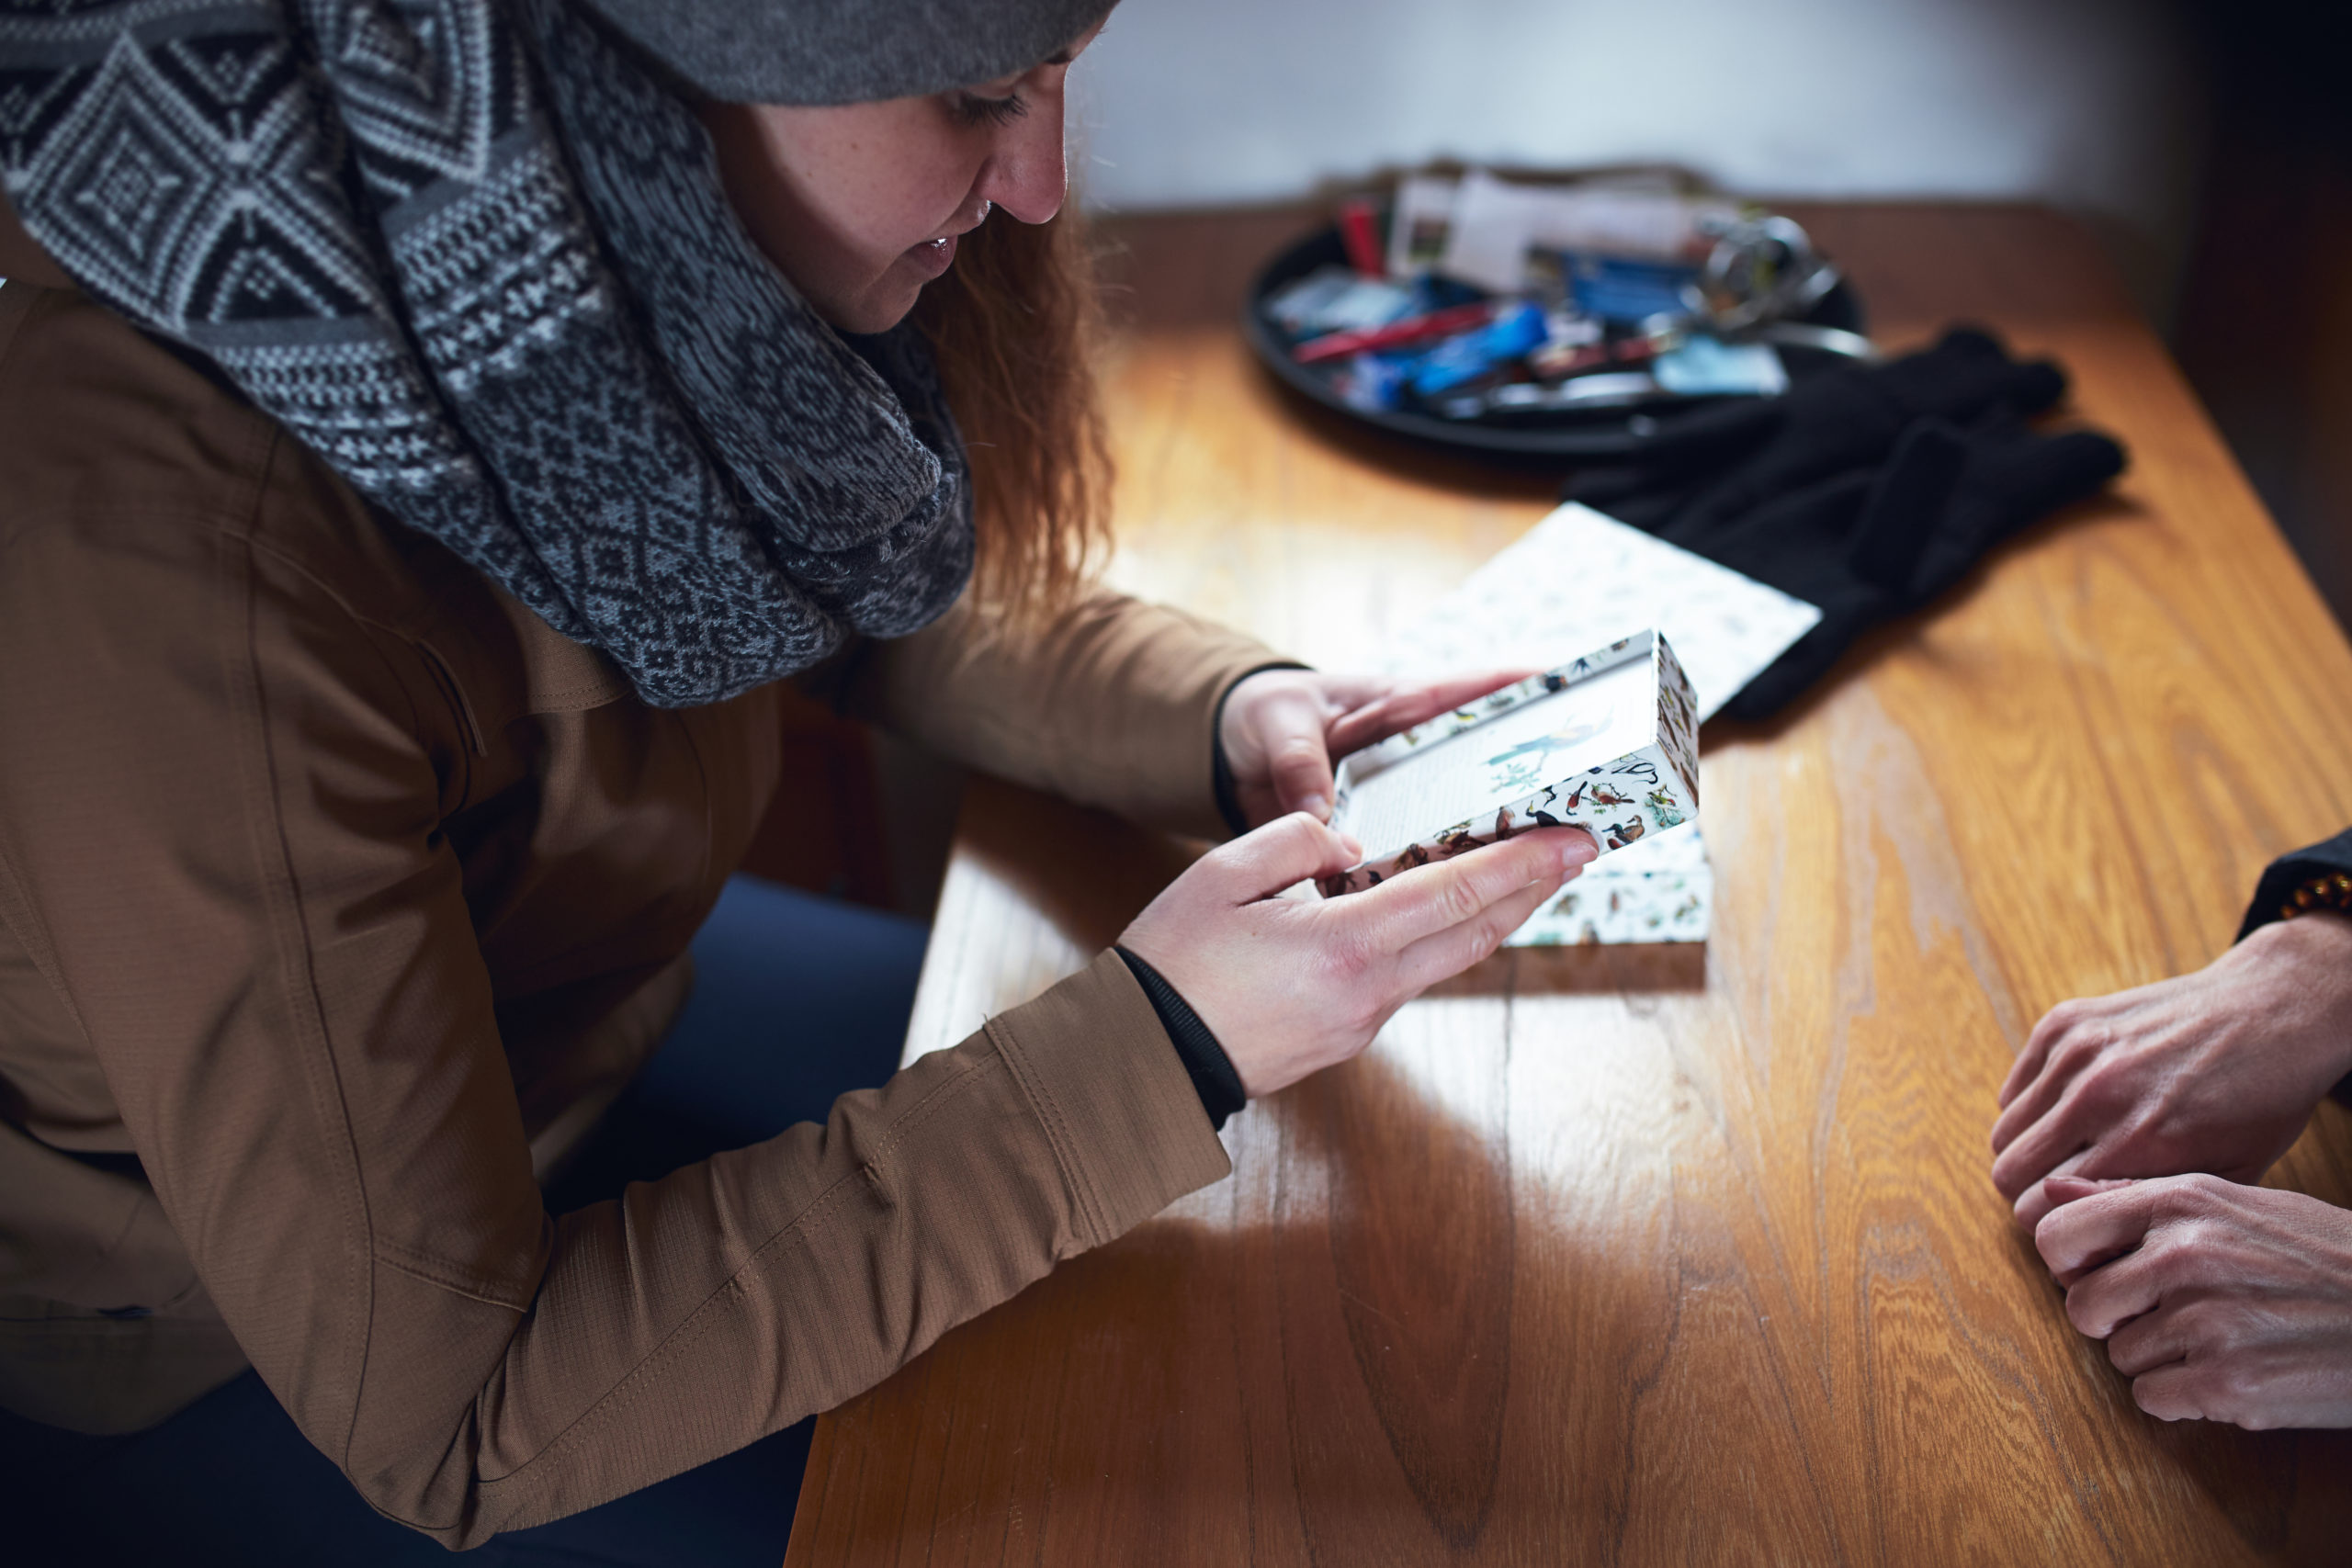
[0,0,1591,1557]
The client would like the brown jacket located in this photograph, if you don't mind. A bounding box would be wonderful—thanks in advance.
[0,212,1272,1544]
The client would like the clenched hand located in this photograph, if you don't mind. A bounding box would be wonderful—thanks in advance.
[1992,913,2352,1230]
[2036,1173,2352,1430]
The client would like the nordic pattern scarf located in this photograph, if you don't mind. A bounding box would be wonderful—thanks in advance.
[0,0,974,706]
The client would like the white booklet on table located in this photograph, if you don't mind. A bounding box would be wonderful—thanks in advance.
[1365,502,1819,945]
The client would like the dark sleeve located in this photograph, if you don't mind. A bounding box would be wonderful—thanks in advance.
[2237,827,2352,1108]
[2236,827,2352,941]
[1117,948,1248,1131]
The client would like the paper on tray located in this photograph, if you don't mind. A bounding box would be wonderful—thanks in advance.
[1426,170,1744,292]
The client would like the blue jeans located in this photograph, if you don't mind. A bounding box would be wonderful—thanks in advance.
[2,876,929,1566]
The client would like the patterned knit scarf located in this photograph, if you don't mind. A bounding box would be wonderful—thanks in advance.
[0,0,974,706]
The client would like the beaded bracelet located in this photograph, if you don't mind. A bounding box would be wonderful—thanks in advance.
[2279,870,2352,922]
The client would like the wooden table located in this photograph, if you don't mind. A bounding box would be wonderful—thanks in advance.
[786,205,2352,1565]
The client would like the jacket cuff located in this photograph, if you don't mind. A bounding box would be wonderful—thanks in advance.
[1114,947,1247,1130]
[1208,661,1314,839]
[983,950,1232,1249]
[2237,826,2352,1108]
[2237,826,2352,942]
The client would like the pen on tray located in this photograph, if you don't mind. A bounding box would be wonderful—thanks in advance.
[1292,301,1498,364]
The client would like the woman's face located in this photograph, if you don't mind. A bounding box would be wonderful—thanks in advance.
[702,25,1101,334]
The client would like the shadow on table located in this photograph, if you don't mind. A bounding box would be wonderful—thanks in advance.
[806,1043,1640,1560]
[2154,1419,2352,1566]
[1447,941,1708,998]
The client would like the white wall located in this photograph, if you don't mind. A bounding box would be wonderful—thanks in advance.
[1070,0,2202,310]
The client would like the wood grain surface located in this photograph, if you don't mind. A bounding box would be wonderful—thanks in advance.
[785,204,2352,1565]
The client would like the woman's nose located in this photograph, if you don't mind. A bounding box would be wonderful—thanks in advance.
[975,93,1068,224]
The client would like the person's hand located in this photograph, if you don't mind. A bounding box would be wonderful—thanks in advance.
[1991,913,2352,1231]
[1120,811,1595,1097]
[1217,668,1530,829]
[2034,1173,2352,1429]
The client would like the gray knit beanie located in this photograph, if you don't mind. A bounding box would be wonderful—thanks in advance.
[579,0,1119,104]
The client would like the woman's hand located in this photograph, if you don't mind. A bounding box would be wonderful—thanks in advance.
[2035,1173,2352,1429]
[1218,668,1530,829]
[1121,812,1596,1097]
[1991,913,2352,1232]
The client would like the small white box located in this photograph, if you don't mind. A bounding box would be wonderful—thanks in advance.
[1514,827,1713,945]
[1319,629,1700,898]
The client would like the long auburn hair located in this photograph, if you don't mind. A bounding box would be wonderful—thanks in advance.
[910,208,1113,621]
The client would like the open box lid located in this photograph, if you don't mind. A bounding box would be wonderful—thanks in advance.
[1322,630,1700,897]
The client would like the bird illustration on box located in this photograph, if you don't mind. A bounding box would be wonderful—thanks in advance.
[1485,705,1617,795]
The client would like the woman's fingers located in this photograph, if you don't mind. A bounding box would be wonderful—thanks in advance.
[1228,666,1547,829]
[1391,873,1562,995]
[1233,682,1343,821]
[1267,728,1338,822]
[1325,670,1532,760]
[1207,812,1361,904]
[1300,672,1403,716]
[1340,829,1593,955]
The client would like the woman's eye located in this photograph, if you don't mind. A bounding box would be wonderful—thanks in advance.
[951,91,1028,129]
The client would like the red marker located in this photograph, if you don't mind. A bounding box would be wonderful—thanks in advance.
[1294,301,1497,364]
[1338,197,1385,276]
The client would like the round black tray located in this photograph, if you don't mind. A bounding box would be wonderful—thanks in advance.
[1242,223,1870,463]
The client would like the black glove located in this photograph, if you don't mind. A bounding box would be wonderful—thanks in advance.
[1565,329,2127,721]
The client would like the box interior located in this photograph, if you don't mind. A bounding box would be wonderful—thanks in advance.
[1336,654,1657,852]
